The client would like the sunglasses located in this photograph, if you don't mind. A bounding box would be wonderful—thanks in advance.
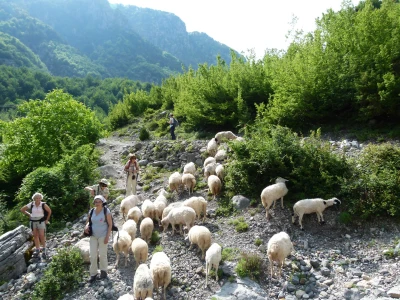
[94,200,103,204]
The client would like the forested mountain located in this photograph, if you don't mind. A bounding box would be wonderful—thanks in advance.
[0,0,237,83]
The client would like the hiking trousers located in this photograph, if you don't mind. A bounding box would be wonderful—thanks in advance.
[89,236,108,276]
[170,125,176,140]
[126,173,137,195]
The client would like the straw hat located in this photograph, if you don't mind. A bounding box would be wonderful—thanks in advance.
[99,178,109,186]
[128,153,136,159]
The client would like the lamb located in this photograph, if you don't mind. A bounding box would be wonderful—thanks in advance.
[181,173,196,195]
[215,131,238,143]
[120,194,140,221]
[203,157,216,168]
[215,163,225,181]
[161,206,196,235]
[168,172,182,194]
[183,162,196,175]
[214,149,227,162]
[154,195,168,225]
[113,230,132,268]
[122,219,137,241]
[140,217,154,243]
[127,206,143,224]
[267,231,294,278]
[205,243,222,287]
[207,138,218,157]
[207,175,222,200]
[131,237,148,269]
[187,225,211,259]
[133,263,153,300]
[292,197,341,230]
[260,177,289,220]
[204,162,217,179]
[183,196,207,222]
[141,199,156,220]
[150,252,171,300]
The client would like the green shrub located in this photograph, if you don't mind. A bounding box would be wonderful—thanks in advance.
[215,196,236,217]
[153,245,163,253]
[139,128,150,141]
[235,252,262,280]
[151,231,161,245]
[148,121,159,131]
[221,247,239,262]
[32,247,84,300]
[340,143,400,219]
[254,238,263,246]
[228,217,249,232]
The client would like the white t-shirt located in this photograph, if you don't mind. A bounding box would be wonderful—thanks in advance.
[27,201,45,218]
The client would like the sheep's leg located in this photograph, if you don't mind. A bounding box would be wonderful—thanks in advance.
[319,212,325,224]
[269,259,274,278]
[273,199,276,209]
[201,249,205,260]
[299,213,304,230]
[215,262,220,281]
[280,196,284,209]
[115,253,120,268]
[291,212,296,224]
[124,251,129,267]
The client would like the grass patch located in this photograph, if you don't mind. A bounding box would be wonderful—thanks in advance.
[150,231,161,245]
[228,216,249,232]
[221,247,240,262]
[254,238,263,246]
[153,245,163,253]
[215,196,236,217]
[235,252,262,281]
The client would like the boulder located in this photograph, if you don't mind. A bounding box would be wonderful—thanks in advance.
[0,225,33,281]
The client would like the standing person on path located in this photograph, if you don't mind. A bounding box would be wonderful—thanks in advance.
[124,153,139,195]
[85,178,110,201]
[168,113,178,140]
[20,192,52,259]
[84,195,112,283]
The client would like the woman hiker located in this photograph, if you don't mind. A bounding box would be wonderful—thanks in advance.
[124,153,139,195]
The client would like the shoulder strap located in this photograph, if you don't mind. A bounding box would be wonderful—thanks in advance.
[89,208,95,225]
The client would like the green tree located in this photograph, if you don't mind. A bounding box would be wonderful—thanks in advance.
[0,89,103,177]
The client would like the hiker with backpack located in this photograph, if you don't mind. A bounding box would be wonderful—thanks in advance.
[84,195,113,283]
[20,192,52,259]
[168,113,179,140]
[124,153,140,196]
[84,178,110,201]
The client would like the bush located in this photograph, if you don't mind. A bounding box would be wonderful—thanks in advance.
[221,247,239,262]
[228,217,249,232]
[32,247,84,300]
[236,252,262,280]
[225,123,351,202]
[150,231,161,245]
[340,143,400,219]
[139,128,150,141]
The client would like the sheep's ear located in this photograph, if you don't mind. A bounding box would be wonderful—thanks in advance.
[323,200,327,205]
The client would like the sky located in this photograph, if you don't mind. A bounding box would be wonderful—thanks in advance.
[108,0,361,59]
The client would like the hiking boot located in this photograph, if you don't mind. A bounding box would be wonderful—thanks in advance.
[32,248,40,256]
[41,252,47,260]
[99,270,107,279]
[88,275,97,283]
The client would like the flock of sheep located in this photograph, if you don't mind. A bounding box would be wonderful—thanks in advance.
[113,131,341,299]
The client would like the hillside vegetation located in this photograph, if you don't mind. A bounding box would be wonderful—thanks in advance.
[0,0,400,236]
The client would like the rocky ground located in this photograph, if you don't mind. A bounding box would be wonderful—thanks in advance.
[3,135,400,300]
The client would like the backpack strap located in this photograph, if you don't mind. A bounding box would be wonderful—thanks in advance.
[88,208,94,227]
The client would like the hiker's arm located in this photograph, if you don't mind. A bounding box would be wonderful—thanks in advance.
[44,204,52,224]
[104,212,112,244]
[20,205,30,217]
[84,186,95,196]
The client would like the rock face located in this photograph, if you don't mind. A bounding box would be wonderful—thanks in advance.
[0,225,32,282]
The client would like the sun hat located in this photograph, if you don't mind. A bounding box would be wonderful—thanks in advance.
[93,195,106,204]
[128,153,136,159]
[99,178,109,186]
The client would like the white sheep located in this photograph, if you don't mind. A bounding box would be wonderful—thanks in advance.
[162,201,184,220]
[207,138,218,157]
[131,237,148,269]
[215,131,238,143]
[187,225,212,259]
[181,173,196,195]
[215,163,225,181]
[203,162,217,179]
[214,149,227,162]
[113,230,132,268]
[168,172,182,194]
[158,188,169,198]
[142,199,156,220]
[127,206,143,224]
[154,195,168,226]
[203,157,216,168]
[267,231,294,278]
[161,206,196,235]
[120,195,140,221]
[140,217,154,243]
[150,252,171,300]
[117,294,134,300]
[122,219,137,241]
[183,196,207,222]
[292,197,341,230]
[207,175,221,200]
[205,243,222,287]
[133,263,153,300]
[183,162,196,175]
[260,177,289,220]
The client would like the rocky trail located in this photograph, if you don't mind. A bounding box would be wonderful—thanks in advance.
[2,136,400,300]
